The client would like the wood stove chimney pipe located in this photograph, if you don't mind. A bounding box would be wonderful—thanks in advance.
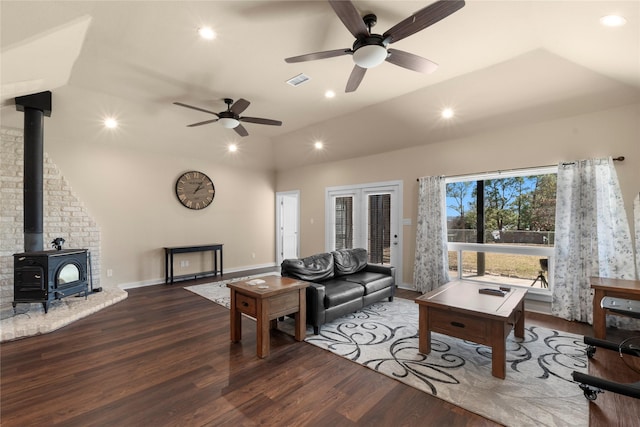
[15,91,52,253]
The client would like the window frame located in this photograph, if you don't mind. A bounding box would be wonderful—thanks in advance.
[445,166,558,294]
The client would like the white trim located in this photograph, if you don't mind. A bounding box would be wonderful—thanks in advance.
[447,242,554,256]
[444,165,558,184]
[117,262,277,289]
[325,180,404,193]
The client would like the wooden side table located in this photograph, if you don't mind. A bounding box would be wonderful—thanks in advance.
[227,276,309,358]
[591,277,640,339]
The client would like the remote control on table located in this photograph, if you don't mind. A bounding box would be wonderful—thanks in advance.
[479,288,506,297]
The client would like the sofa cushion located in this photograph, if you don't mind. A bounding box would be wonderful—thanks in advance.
[281,253,334,282]
[344,272,394,294]
[332,248,368,276]
[320,280,364,308]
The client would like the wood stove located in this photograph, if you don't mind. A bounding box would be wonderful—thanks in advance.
[13,249,89,313]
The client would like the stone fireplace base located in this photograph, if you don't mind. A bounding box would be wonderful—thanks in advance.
[0,288,127,342]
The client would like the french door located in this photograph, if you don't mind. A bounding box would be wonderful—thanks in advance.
[326,181,402,282]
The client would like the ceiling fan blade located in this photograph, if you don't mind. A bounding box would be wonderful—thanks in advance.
[234,124,249,137]
[328,0,369,39]
[187,119,219,127]
[173,102,219,116]
[285,48,351,63]
[386,49,438,74]
[345,65,367,93]
[383,0,465,44]
[230,98,250,115]
[240,117,282,126]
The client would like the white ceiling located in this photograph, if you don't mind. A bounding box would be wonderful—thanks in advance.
[2,1,639,171]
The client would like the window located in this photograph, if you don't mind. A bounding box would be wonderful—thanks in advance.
[334,196,353,250]
[368,194,391,264]
[445,167,557,291]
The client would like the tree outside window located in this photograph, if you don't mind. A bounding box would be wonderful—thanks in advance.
[445,172,557,286]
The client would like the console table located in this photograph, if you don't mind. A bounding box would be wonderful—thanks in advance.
[591,277,640,339]
[164,243,223,284]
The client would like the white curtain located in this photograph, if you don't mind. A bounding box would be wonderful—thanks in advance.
[552,157,636,325]
[413,176,450,294]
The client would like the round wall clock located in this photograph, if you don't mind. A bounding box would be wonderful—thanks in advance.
[175,170,215,210]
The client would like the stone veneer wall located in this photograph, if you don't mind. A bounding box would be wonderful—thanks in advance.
[0,127,101,304]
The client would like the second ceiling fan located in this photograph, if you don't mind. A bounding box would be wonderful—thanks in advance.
[173,98,282,137]
[285,0,465,93]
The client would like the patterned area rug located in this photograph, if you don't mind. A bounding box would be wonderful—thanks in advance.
[185,281,588,427]
[184,274,278,309]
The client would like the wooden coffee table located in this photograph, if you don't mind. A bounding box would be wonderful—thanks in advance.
[227,276,309,358]
[415,281,527,379]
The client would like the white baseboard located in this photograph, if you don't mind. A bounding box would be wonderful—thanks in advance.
[118,262,277,290]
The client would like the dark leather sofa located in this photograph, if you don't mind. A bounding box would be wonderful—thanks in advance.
[280,248,395,334]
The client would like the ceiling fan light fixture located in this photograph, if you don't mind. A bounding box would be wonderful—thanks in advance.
[218,117,240,128]
[352,44,388,68]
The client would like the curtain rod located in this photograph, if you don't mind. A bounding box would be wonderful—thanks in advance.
[416,156,625,182]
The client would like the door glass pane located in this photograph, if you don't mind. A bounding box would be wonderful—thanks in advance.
[335,196,353,250]
[368,194,390,264]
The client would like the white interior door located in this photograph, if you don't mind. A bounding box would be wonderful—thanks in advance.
[276,191,299,265]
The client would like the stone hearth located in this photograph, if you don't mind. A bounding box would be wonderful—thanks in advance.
[0,288,127,342]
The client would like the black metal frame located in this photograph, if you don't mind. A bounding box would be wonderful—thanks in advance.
[13,249,89,313]
[164,243,223,284]
[572,295,640,401]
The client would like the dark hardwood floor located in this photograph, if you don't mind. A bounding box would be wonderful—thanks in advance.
[1,271,638,426]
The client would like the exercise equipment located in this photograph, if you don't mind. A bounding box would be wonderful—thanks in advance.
[572,297,640,401]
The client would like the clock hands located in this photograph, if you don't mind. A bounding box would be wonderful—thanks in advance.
[176,171,215,210]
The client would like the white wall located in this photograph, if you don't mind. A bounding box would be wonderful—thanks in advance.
[55,144,277,289]
[4,102,637,292]
[1,128,277,290]
[276,103,640,287]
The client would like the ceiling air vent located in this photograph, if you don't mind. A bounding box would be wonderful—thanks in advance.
[286,73,311,87]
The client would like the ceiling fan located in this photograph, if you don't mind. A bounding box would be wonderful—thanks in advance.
[173,98,282,137]
[285,0,465,93]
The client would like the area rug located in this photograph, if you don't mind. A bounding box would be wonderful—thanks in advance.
[184,273,278,309]
[185,281,588,427]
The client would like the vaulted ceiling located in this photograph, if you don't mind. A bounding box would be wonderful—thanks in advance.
[2,1,639,171]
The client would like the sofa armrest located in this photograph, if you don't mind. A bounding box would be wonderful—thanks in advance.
[364,264,395,280]
[305,282,326,327]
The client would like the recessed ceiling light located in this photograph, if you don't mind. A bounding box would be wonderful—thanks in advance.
[198,26,216,40]
[104,117,118,128]
[228,143,238,152]
[441,108,454,119]
[325,90,336,99]
[314,141,323,150]
[600,15,626,27]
